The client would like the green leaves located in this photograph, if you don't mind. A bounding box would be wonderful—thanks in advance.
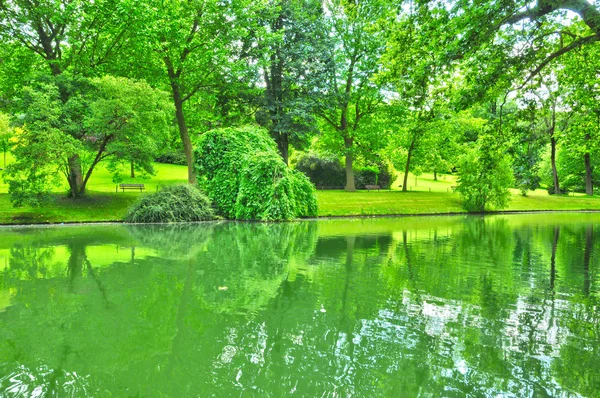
[125,184,216,223]
[456,135,514,212]
[194,125,318,220]
[3,75,172,206]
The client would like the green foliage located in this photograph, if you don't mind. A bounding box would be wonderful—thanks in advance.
[456,136,514,212]
[3,75,171,206]
[124,184,215,223]
[194,126,318,221]
[0,112,13,167]
[295,152,393,189]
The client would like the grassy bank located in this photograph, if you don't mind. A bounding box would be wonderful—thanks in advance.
[0,163,599,224]
[316,190,600,216]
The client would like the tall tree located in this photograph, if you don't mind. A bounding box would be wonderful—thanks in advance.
[131,0,252,184]
[560,44,600,195]
[5,76,171,206]
[0,0,136,196]
[316,0,388,191]
[253,0,330,164]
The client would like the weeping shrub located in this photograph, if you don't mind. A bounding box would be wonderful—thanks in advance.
[194,126,318,221]
[124,184,216,223]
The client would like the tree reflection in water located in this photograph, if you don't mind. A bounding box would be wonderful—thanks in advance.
[0,215,598,396]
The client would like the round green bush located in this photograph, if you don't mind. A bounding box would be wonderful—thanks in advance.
[124,184,216,223]
[194,126,318,221]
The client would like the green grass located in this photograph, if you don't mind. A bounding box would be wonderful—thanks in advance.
[0,155,187,194]
[0,163,599,224]
[0,159,188,224]
[317,190,600,217]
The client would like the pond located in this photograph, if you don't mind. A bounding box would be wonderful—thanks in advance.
[0,213,598,397]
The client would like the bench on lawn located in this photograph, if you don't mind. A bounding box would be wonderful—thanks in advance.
[365,184,381,191]
[117,183,145,192]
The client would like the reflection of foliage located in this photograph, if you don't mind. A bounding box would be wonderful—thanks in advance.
[125,222,217,256]
[0,216,599,396]
[5,245,56,280]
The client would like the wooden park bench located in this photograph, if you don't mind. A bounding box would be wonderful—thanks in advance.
[117,183,145,192]
[365,184,381,191]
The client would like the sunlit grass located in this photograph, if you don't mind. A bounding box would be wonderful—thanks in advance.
[0,160,598,223]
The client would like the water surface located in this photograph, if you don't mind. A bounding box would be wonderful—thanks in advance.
[0,214,599,397]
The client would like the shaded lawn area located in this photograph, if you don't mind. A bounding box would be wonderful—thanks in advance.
[0,160,188,224]
[0,192,141,224]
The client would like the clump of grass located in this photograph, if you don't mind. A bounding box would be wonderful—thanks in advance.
[124,184,216,223]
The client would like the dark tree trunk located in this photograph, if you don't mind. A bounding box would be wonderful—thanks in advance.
[584,151,593,196]
[276,133,289,165]
[166,65,196,185]
[402,138,416,192]
[67,155,84,198]
[344,137,355,191]
[130,160,135,178]
[173,93,196,185]
[550,136,560,194]
[433,170,437,181]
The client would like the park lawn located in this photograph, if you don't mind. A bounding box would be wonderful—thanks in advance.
[0,163,599,223]
[0,160,188,224]
[317,190,600,216]
[0,192,142,224]
[0,156,188,194]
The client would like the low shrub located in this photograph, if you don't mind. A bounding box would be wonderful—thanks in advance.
[295,153,345,187]
[295,152,394,189]
[194,126,318,221]
[124,184,216,223]
[155,151,187,165]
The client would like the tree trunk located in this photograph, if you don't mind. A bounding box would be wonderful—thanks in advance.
[433,170,437,181]
[585,151,593,196]
[550,136,560,194]
[276,133,289,165]
[67,155,84,198]
[344,137,355,191]
[3,151,5,168]
[402,138,416,192]
[168,75,196,185]
[130,160,135,178]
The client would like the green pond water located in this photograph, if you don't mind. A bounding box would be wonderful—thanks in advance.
[0,214,599,397]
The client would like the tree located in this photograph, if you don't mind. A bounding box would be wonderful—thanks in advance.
[518,74,572,195]
[315,0,388,191]
[0,0,138,196]
[0,112,12,168]
[252,0,330,164]
[130,0,252,184]
[442,0,600,85]
[4,76,171,206]
[559,44,600,195]
[456,135,514,212]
